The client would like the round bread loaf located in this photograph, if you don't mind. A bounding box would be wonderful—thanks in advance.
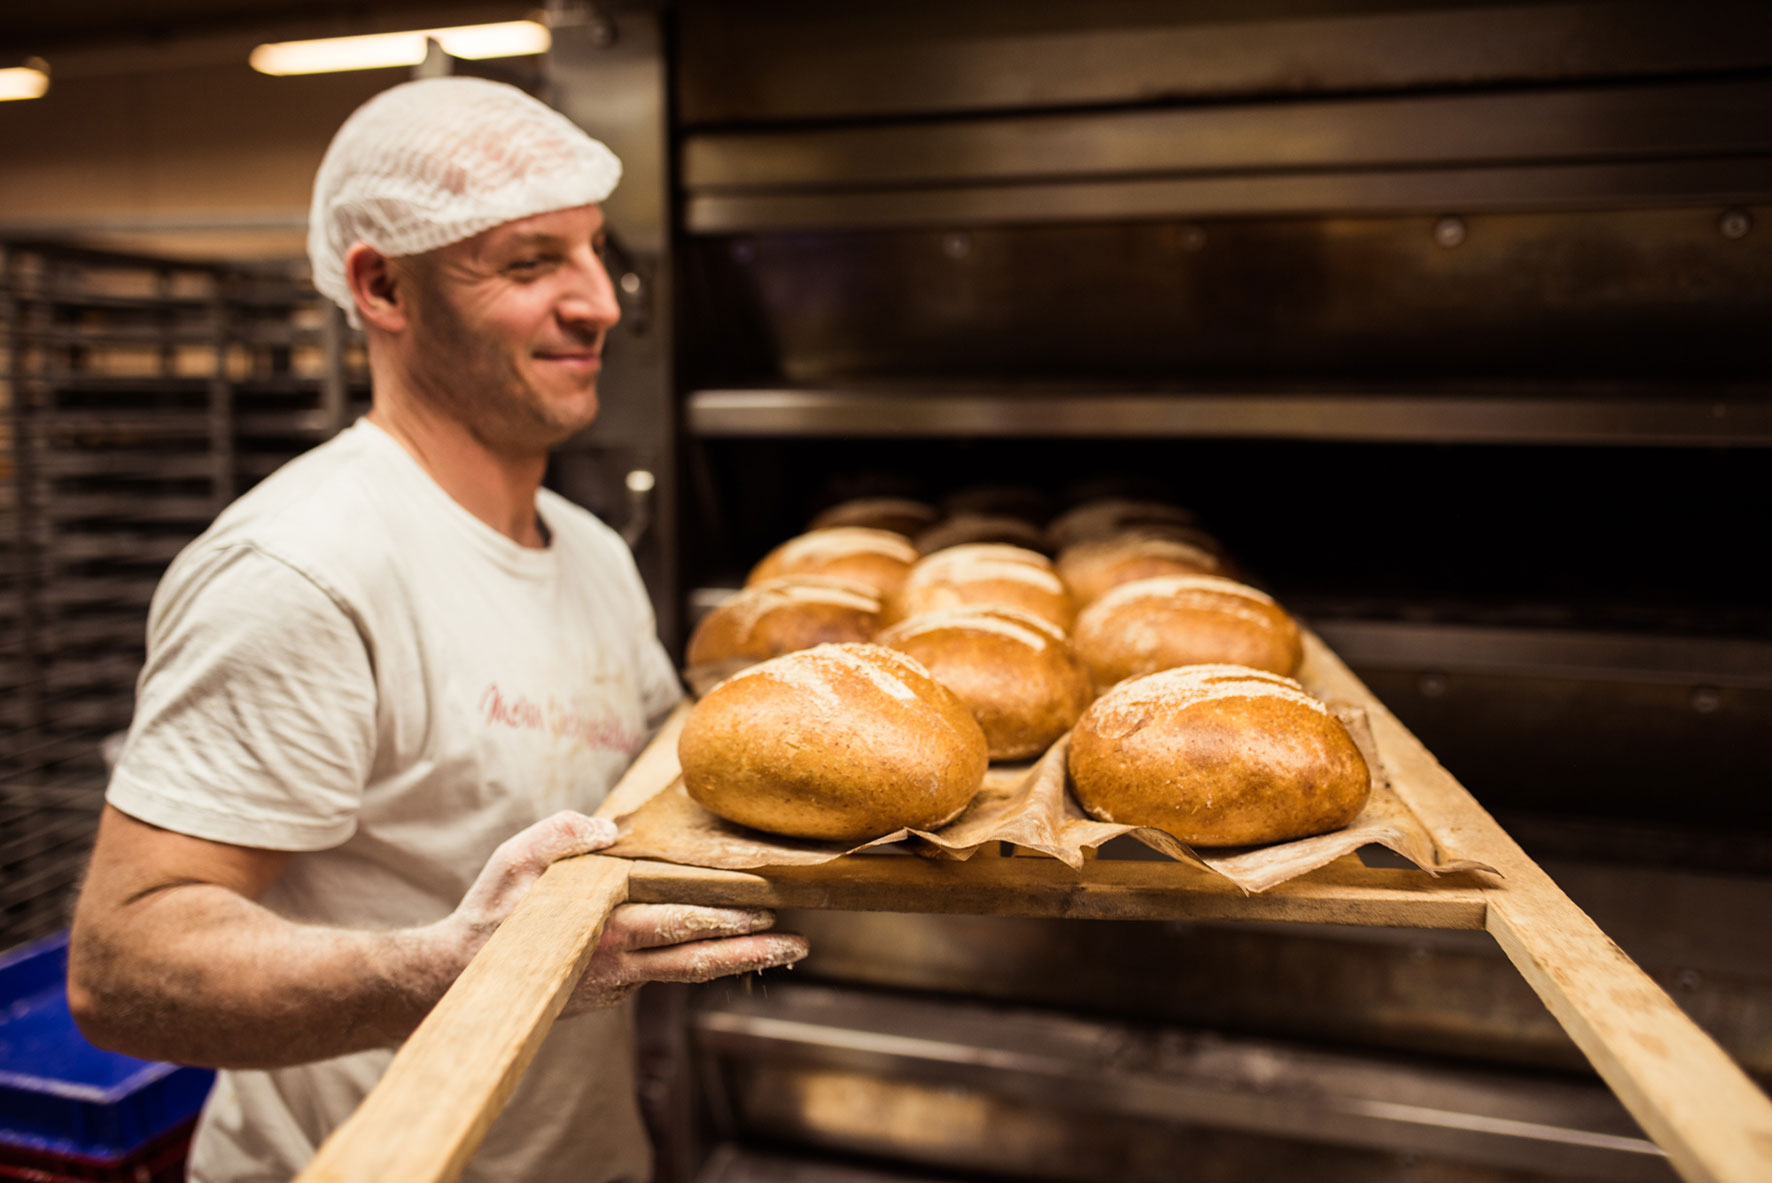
[878,605,1094,761]
[680,643,988,841]
[745,527,919,596]
[1057,533,1229,606]
[1072,574,1302,687]
[808,497,940,538]
[942,484,1053,523]
[1048,498,1201,551]
[887,544,1074,632]
[1068,664,1370,845]
[686,577,883,669]
[914,513,1051,556]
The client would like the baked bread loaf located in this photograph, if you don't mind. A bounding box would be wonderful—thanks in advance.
[745,527,919,597]
[1056,533,1229,606]
[1048,498,1201,551]
[686,577,883,669]
[914,513,1051,556]
[808,497,940,538]
[679,643,989,841]
[943,484,1053,524]
[878,605,1094,761]
[1072,574,1302,687]
[887,544,1075,632]
[1068,664,1370,845]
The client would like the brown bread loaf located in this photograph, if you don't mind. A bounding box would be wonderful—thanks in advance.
[878,605,1094,761]
[1068,664,1370,845]
[685,577,883,669]
[680,643,988,841]
[745,527,919,597]
[1071,574,1302,687]
[1056,533,1229,606]
[887,544,1074,632]
[914,513,1051,556]
[1047,498,1201,551]
[942,484,1053,524]
[808,497,940,538]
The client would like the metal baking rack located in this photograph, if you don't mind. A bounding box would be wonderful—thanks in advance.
[0,241,365,952]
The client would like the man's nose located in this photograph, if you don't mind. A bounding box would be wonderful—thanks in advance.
[557,251,622,331]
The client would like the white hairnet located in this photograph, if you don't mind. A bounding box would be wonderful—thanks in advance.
[307,76,622,325]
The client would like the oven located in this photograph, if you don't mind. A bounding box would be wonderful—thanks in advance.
[545,3,1772,1179]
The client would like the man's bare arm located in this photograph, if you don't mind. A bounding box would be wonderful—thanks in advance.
[68,806,806,1069]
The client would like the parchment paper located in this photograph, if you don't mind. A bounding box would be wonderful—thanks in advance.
[605,703,1494,894]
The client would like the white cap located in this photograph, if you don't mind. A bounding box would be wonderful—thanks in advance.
[307,76,622,325]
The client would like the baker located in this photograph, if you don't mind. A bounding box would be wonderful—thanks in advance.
[65,77,808,1183]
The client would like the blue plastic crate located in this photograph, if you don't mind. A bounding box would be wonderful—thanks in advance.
[0,931,213,1160]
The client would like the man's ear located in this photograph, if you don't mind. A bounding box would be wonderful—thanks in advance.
[344,244,409,332]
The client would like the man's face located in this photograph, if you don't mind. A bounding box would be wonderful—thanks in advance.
[395,204,620,455]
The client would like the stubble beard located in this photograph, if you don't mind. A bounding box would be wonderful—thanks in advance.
[405,279,598,458]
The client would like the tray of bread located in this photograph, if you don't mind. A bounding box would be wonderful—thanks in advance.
[606,494,1491,894]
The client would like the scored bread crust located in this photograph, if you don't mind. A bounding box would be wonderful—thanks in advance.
[685,577,884,668]
[1056,533,1228,606]
[745,527,919,597]
[1072,574,1301,687]
[886,544,1075,632]
[1068,664,1370,845]
[878,605,1094,761]
[679,643,989,841]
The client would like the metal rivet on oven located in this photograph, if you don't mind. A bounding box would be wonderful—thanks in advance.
[619,272,642,296]
[1690,685,1722,714]
[941,232,974,261]
[1719,209,1752,240]
[1179,224,1206,252]
[1418,672,1448,698]
[731,239,756,263]
[1676,968,1703,992]
[1433,216,1466,248]
[626,469,656,493]
[587,15,617,47]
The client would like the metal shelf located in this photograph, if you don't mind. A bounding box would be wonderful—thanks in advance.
[685,386,1772,446]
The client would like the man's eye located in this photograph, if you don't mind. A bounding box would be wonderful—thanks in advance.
[506,256,555,275]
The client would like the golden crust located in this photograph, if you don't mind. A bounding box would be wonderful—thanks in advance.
[1072,575,1301,687]
[745,527,919,597]
[878,606,1094,761]
[1068,665,1370,845]
[886,544,1075,633]
[1046,498,1201,551]
[1056,533,1228,606]
[914,513,1051,556]
[808,497,941,537]
[679,643,989,841]
[685,577,884,668]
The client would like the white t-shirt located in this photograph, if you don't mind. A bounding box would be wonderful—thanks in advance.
[107,418,682,1183]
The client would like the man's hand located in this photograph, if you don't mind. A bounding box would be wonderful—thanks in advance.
[565,904,808,1012]
[70,806,807,1069]
[431,811,809,1012]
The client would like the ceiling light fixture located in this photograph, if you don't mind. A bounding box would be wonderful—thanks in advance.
[0,59,49,102]
[249,21,550,76]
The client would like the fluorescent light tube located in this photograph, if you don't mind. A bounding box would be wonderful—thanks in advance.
[250,21,550,76]
[0,62,49,102]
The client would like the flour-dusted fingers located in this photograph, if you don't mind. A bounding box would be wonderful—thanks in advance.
[621,932,810,984]
[599,902,778,953]
[420,811,621,981]
[564,925,810,1013]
